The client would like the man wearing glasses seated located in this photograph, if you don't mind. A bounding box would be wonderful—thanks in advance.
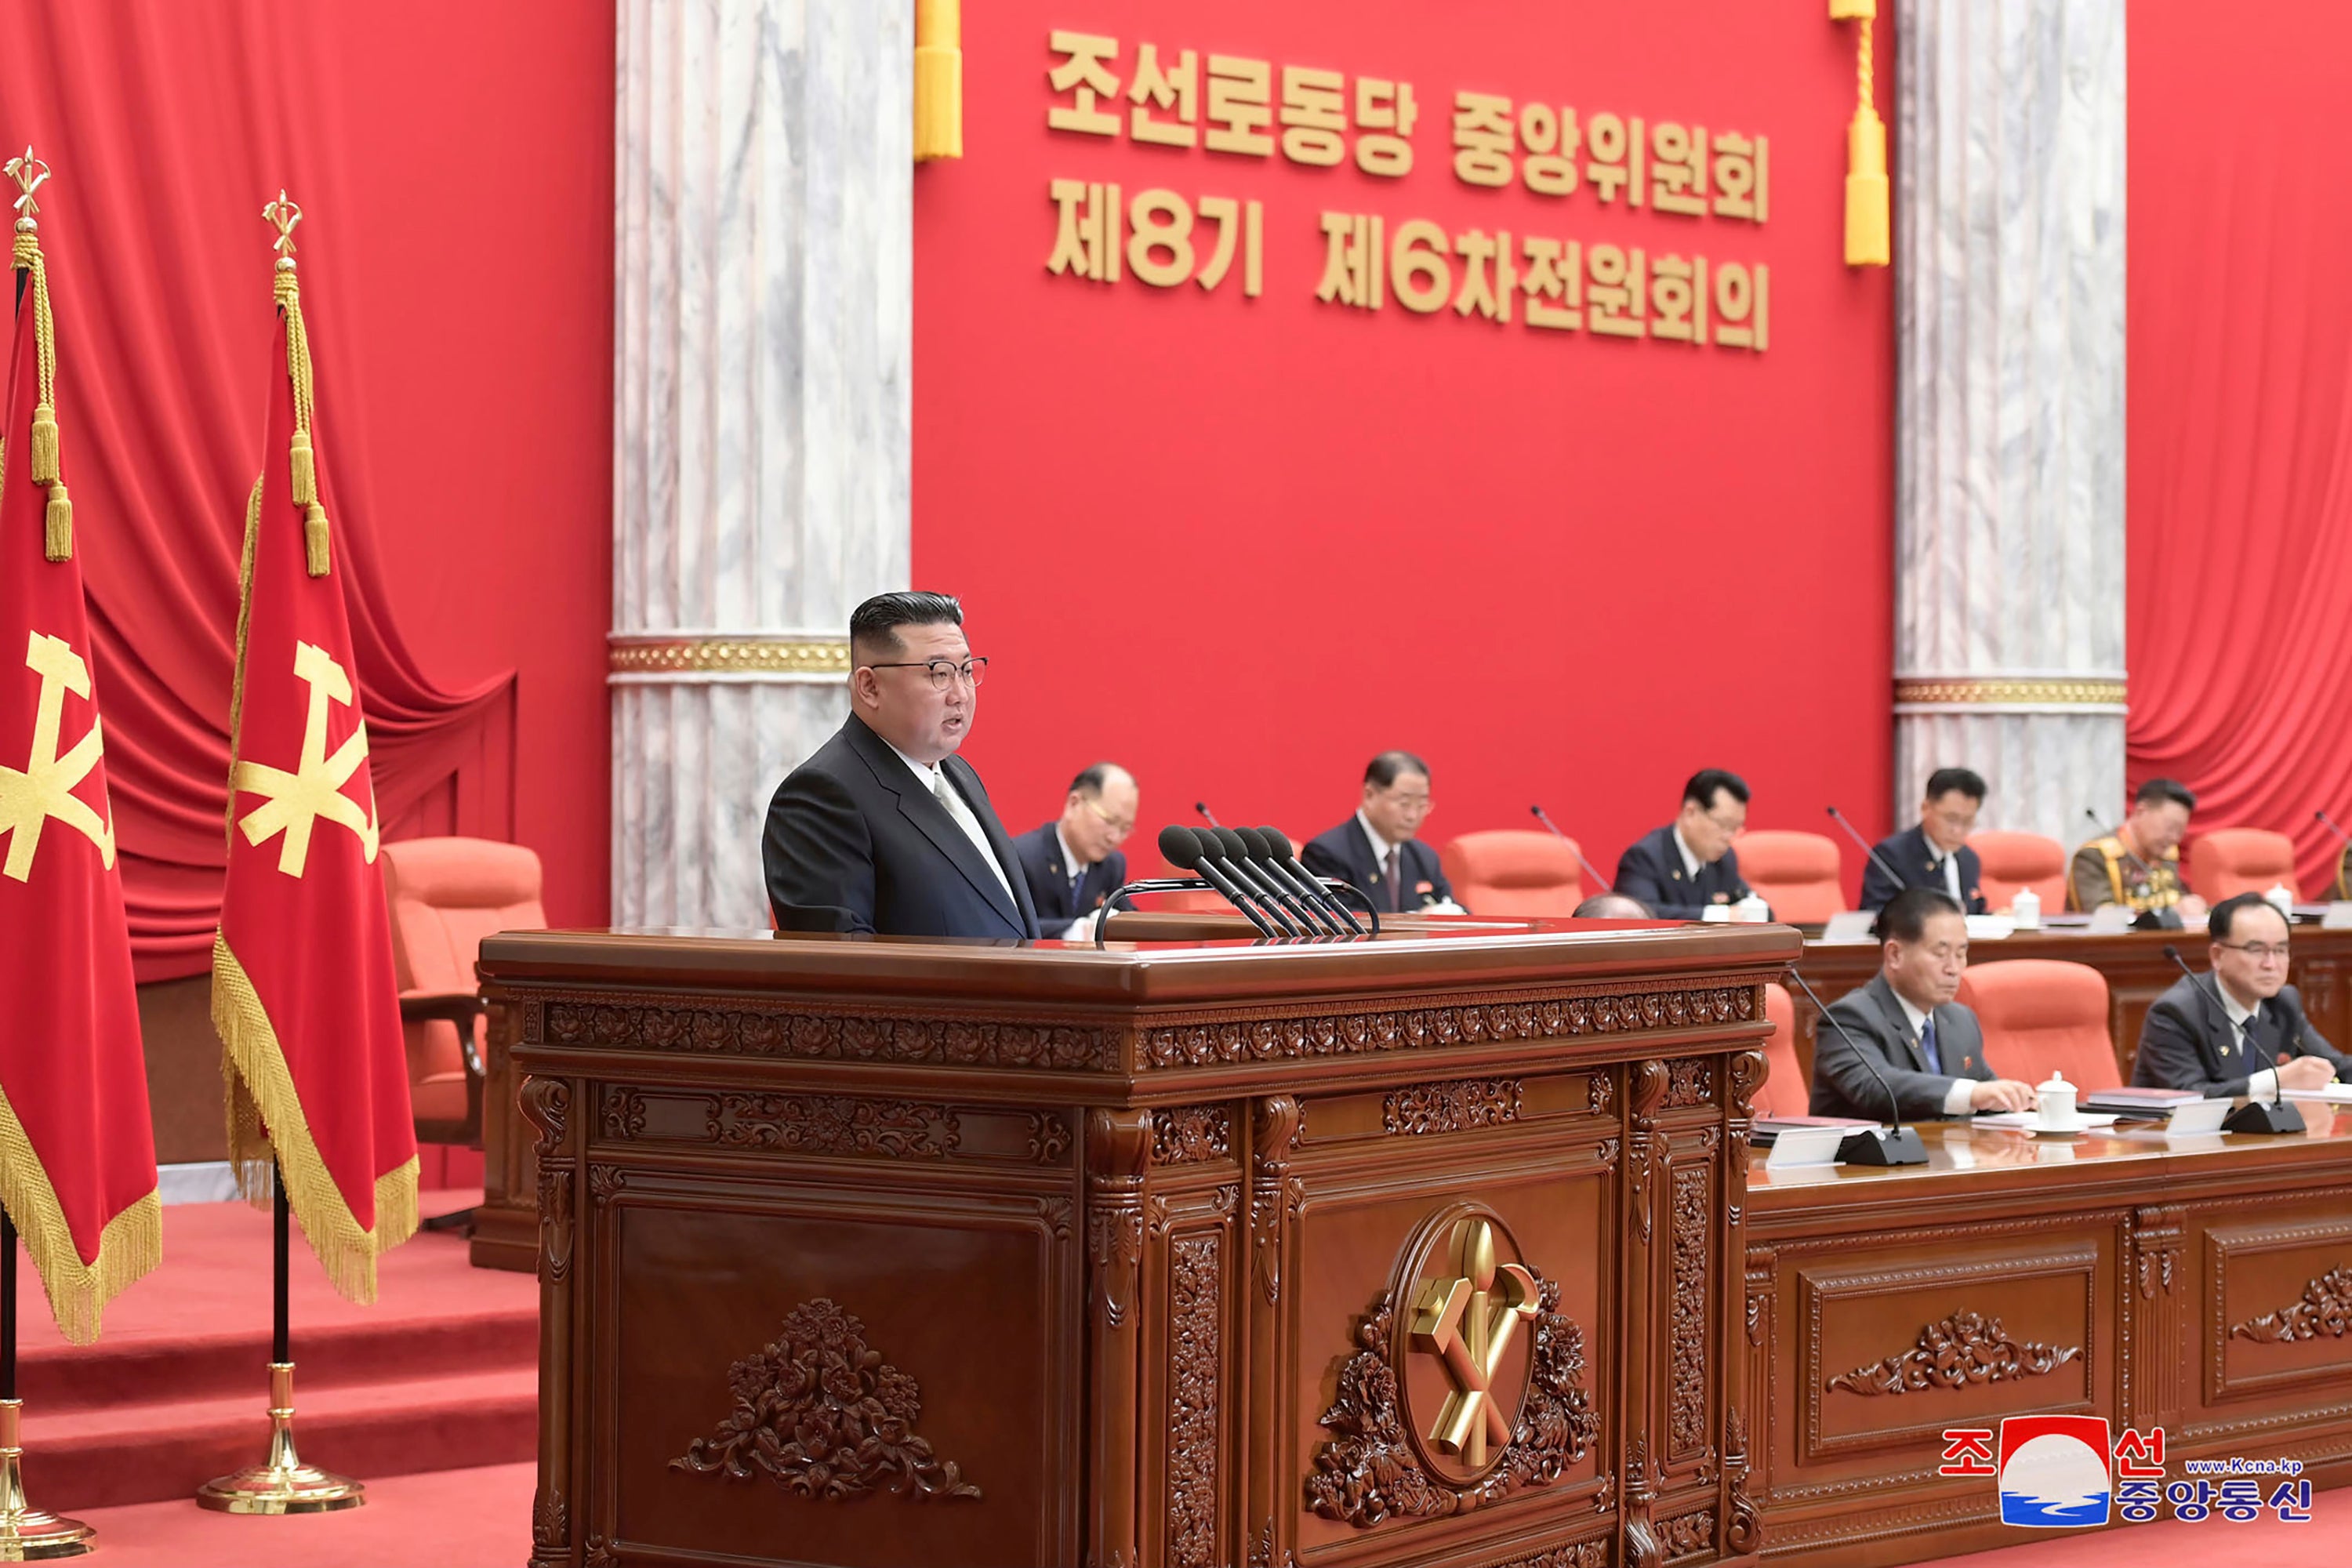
[762,591,1040,939]
[1613,768,1765,920]
[1301,751,1461,914]
[2133,892,2350,1098]
[1012,762,1139,940]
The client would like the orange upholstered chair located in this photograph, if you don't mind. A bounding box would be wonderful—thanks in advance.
[1955,960,2119,1092]
[1733,831,1844,924]
[1752,981,1809,1119]
[1439,830,1584,916]
[382,837,546,1200]
[2189,828,2299,903]
[1966,831,2068,913]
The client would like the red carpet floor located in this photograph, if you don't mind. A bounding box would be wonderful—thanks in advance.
[16,1192,537,1513]
[70,1459,534,1568]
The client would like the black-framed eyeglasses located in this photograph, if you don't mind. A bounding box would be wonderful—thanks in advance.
[863,656,989,690]
[2216,941,2291,962]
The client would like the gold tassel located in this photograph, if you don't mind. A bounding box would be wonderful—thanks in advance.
[913,0,964,162]
[42,482,71,562]
[303,502,330,576]
[289,428,317,506]
[1836,0,1890,267]
[28,401,58,483]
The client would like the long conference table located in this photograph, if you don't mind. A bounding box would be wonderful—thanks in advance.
[478,912,2352,1568]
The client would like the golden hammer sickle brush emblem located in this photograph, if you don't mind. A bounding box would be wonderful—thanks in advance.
[1410,1216,1541,1466]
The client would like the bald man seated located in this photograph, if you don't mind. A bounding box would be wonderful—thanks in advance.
[1012,762,1138,939]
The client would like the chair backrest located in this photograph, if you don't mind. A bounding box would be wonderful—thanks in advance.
[383,837,547,1087]
[2189,828,2299,903]
[1954,960,2119,1091]
[1439,830,1584,916]
[1753,981,1808,1119]
[1966,830,2068,913]
[1735,831,1844,924]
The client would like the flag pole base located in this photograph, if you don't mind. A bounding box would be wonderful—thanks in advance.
[194,1363,364,1514]
[0,1400,93,1559]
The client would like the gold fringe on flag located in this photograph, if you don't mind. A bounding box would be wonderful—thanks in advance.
[1832,0,1890,268]
[914,0,964,162]
[0,1085,160,1346]
[11,226,74,557]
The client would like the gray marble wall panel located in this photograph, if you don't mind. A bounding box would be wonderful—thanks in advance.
[1893,0,2126,847]
[612,0,912,929]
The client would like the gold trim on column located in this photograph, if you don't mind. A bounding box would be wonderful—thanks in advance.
[1893,678,2126,707]
[608,637,852,678]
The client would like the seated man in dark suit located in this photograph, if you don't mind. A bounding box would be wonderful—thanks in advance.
[1614,769,1762,920]
[2132,893,2350,1098]
[762,591,1039,940]
[1809,888,2037,1121]
[1860,767,1990,913]
[1301,751,1458,913]
[1011,761,1138,939]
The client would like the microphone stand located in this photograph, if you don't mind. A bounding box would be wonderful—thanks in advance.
[1784,968,1931,1165]
[1825,805,1910,895]
[2162,945,2301,1134]
[1530,805,1613,892]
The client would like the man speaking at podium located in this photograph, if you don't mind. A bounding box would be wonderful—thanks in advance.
[762,592,1040,940]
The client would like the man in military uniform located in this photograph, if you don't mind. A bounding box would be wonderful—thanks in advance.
[2071,778,2207,924]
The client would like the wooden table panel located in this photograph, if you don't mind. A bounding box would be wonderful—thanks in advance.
[1748,1118,2352,1564]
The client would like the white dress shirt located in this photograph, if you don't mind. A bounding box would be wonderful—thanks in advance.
[1890,987,1982,1116]
[1939,848,1964,904]
[885,742,1018,909]
[2216,979,2281,1100]
[1357,810,1405,887]
[1054,824,1094,942]
[1674,826,1704,883]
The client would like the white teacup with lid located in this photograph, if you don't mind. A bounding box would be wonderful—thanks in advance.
[1732,891,1771,924]
[2011,886,2042,929]
[2036,1070,2077,1129]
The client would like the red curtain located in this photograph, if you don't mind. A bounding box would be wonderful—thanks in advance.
[2128,0,2352,896]
[0,5,514,980]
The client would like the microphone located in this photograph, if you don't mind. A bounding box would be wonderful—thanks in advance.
[2319,810,2352,852]
[1258,826,1370,935]
[1195,800,1224,829]
[1207,828,1308,936]
[1825,805,1910,895]
[1530,805,1613,892]
[1158,826,1277,938]
[2162,943,2300,1133]
[1193,829,1301,936]
[2083,808,2182,930]
[1782,967,1930,1165]
[1233,828,1341,935]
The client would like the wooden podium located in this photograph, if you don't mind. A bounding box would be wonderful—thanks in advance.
[481,917,1796,1568]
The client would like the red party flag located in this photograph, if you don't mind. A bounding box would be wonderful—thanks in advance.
[212,209,416,1300]
[0,179,161,1342]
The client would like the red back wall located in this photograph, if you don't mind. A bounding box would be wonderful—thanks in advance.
[915,2,1896,893]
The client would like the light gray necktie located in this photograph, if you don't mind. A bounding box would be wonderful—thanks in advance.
[932,770,1017,907]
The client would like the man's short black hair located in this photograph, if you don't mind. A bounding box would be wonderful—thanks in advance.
[2135,777,2198,811]
[850,591,963,656]
[1069,761,1123,796]
[2209,891,2288,942]
[1682,768,1749,810]
[1875,886,1964,943]
[1924,767,1987,804]
[1365,750,1431,788]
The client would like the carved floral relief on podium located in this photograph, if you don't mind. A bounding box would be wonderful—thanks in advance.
[671,1298,982,1502]
[2230,1265,2352,1343]
[1827,1310,2081,1396]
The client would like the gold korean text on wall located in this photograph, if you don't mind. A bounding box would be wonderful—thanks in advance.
[1040,27,1774,353]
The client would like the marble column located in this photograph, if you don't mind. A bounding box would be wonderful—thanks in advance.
[1891,0,2126,845]
[611,0,912,929]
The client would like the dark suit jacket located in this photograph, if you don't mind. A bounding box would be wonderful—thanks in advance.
[1011,823,1127,927]
[1809,972,1995,1121]
[1613,825,1753,920]
[1860,824,1987,914]
[1300,820,1454,913]
[2130,975,2352,1098]
[762,715,1040,940]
